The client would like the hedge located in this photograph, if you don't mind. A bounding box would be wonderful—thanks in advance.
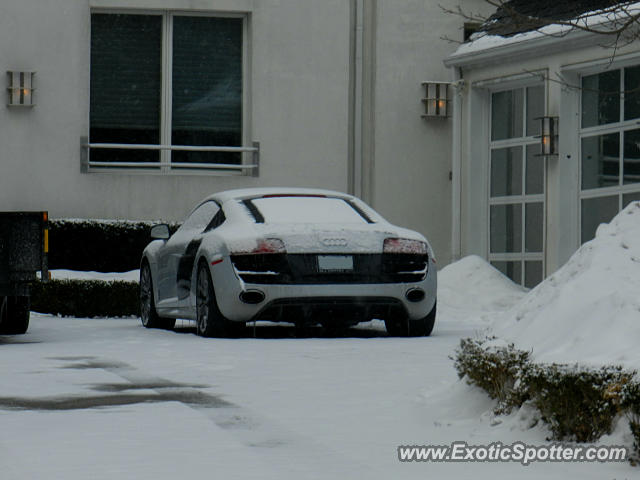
[48,219,180,272]
[31,279,139,318]
[454,337,640,462]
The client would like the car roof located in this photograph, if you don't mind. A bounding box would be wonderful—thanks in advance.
[204,187,356,204]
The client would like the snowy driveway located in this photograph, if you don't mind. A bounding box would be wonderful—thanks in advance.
[1,311,634,480]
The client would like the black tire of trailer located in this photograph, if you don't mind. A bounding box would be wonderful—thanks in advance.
[0,296,30,335]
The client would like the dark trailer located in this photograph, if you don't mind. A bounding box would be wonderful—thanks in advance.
[0,212,48,334]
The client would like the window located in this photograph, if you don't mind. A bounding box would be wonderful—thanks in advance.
[180,201,221,233]
[489,85,545,288]
[580,66,640,243]
[89,12,247,171]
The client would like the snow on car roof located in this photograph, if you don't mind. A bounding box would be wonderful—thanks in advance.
[206,187,353,204]
[251,196,368,224]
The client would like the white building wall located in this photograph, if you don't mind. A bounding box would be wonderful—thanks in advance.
[0,0,351,222]
[370,0,490,265]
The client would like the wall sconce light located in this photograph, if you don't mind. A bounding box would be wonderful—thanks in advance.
[7,71,35,107]
[421,81,450,118]
[537,116,559,156]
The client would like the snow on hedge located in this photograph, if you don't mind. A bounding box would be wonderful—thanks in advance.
[491,201,640,368]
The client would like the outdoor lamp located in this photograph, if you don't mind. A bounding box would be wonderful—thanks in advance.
[7,71,35,107]
[421,81,450,118]
[538,116,558,156]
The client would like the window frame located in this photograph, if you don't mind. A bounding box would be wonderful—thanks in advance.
[487,82,547,287]
[87,9,253,176]
[578,65,640,243]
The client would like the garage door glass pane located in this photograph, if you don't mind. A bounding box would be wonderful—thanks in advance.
[623,191,640,208]
[623,129,640,185]
[581,195,618,243]
[90,14,162,163]
[172,16,243,165]
[490,204,522,253]
[582,70,620,128]
[491,261,521,285]
[526,144,544,194]
[581,133,620,189]
[491,147,522,197]
[624,66,640,121]
[526,86,544,137]
[524,261,543,288]
[492,89,523,141]
[525,202,543,252]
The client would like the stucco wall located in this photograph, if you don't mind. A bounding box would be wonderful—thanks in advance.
[0,0,351,222]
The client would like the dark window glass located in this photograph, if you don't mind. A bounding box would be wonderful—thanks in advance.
[624,66,640,121]
[492,89,523,141]
[525,144,544,195]
[491,261,521,285]
[623,128,640,185]
[491,147,522,197]
[623,191,640,208]
[582,70,620,128]
[526,86,544,137]
[581,196,618,243]
[525,202,544,253]
[524,261,543,288]
[90,14,162,164]
[490,204,522,253]
[172,16,243,165]
[581,133,620,189]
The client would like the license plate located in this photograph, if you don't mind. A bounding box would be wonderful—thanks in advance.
[317,255,353,272]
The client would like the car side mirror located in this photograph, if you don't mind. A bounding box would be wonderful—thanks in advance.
[150,224,170,240]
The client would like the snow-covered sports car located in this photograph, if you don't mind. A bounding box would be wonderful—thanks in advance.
[140,188,437,337]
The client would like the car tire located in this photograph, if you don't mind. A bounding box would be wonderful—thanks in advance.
[140,262,175,330]
[385,301,436,337]
[196,262,243,338]
[0,296,30,335]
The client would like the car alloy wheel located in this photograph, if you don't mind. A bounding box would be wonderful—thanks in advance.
[140,265,153,327]
[196,265,212,336]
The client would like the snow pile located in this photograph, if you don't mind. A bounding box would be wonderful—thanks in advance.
[42,270,139,282]
[438,255,527,319]
[491,201,640,368]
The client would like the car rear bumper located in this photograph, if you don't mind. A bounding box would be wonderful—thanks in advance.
[208,258,437,323]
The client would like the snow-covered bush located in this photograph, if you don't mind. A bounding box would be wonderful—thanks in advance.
[31,279,139,317]
[49,219,180,272]
[523,364,634,443]
[453,337,530,414]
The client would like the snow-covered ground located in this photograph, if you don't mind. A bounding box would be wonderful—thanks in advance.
[2,237,637,478]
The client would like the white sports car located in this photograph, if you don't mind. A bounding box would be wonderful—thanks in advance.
[140,188,437,337]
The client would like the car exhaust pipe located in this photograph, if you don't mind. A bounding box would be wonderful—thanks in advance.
[405,288,425,303]
[239,290,265,304]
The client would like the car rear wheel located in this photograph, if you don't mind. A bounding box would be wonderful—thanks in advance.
[140,262,175,330]
[196,263,243,338]
[0,296,30,335]
[385,301,436,337]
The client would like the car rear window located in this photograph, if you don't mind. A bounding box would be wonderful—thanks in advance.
[250,196,369,224]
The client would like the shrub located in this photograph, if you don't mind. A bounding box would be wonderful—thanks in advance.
[522,364,633,443]
[622,381,640,463]
[453,337,531,413]
[48,219,180,272]
[31,279,139,318]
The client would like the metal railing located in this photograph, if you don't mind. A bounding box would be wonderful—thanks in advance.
[80,138,260,176]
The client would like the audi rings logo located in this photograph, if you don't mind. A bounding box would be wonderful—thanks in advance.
[321,237,348,247]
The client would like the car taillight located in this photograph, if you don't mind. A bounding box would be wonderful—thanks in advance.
[249,238,286,254]
[383,238,427,254]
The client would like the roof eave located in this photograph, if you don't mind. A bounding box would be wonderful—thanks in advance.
[444,28,604,69]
